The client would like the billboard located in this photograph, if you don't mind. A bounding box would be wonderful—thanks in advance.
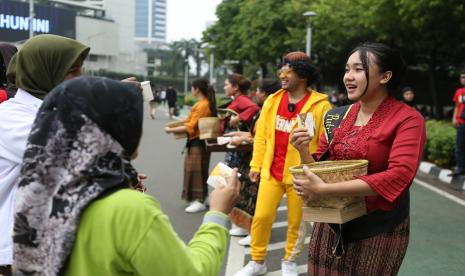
[0,0,76,42]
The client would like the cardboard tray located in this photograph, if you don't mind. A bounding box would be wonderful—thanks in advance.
[302,201,367,224]
[205,139,253,152]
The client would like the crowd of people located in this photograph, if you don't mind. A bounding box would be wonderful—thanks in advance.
[160,43,429,276]
[0,32,463,276]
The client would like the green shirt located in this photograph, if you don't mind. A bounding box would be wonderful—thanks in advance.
[66,189,229,276]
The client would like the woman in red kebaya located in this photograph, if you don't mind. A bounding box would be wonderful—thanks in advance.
[292,43,426,275]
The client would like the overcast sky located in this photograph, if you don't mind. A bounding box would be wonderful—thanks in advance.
[166,0,222,42]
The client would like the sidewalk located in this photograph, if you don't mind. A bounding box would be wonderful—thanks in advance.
[419,161,465,191]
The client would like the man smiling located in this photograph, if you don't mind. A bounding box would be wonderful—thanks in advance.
[234,52,331,276]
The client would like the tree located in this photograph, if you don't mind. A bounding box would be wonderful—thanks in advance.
[203,0,313,77]
[205,0,465,113]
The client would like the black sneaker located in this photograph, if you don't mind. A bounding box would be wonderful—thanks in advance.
[448,168,465,177]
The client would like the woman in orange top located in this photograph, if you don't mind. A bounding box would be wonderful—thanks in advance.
[165,78,217,213]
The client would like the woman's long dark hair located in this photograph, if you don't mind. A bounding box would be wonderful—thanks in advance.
[349,42,406,98]
[192,78,217,116]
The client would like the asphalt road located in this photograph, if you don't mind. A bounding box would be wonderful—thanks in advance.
[132,104,465,276]
[131,105,228,274]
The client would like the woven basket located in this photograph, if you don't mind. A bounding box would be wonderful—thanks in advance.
[289,160,368,209]
[199,117,221,139]
[217,108,238,120]
[165,120,187,140]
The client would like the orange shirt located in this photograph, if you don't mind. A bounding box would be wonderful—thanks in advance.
[184,99,212,140]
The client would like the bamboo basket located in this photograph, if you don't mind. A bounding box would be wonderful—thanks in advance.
[289,160,369,223]
[165,120,187,140]
[217,108,238,120]
[199,117,221,139]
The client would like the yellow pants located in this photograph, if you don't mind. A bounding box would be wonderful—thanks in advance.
[250,176,307,261]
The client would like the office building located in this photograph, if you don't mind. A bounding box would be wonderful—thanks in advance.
[134,0,166,44]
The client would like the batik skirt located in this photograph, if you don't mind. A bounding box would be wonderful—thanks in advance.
[182,144,210,202]
[308,217,409,275]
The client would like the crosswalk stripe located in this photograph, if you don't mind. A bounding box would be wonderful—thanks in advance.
[225,236,248,276]
[266,264,307,275]
[272,221,288,228]
[277,206,287,211]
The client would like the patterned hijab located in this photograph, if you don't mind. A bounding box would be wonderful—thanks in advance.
[6,34,90,99]
[13,76,143,275]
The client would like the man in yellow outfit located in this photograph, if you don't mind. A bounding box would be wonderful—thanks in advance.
[234,52,331,276]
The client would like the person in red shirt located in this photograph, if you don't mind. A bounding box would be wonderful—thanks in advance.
[0,43,18,102]
[0,89,7,104]
[223,74,260,130]
[451,69,465,176]
[292,43,426,275]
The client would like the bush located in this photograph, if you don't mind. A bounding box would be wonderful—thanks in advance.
[179,94,231,108]
[184,94,197,106]
[425,120,456,168]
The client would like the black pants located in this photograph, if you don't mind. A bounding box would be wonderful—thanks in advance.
[455,124,465,170]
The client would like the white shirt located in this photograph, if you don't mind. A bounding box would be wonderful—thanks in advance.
[0,89,42,265]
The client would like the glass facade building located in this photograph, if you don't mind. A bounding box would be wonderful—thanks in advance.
[135,0,166,43]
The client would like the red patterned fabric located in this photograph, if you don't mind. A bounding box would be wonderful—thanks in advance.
[308,218,409,275]
[314,97,426,212]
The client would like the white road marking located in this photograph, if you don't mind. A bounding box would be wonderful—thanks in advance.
[414,178,465,207]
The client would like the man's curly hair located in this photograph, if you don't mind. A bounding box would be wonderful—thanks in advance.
[281,51,320,86]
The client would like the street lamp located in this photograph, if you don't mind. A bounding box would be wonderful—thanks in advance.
[303,11,317,57]
[29,0,34,38]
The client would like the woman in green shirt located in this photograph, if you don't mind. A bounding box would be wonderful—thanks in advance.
[13,76,240,276]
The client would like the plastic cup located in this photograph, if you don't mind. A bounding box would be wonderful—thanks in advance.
[141,81,154,102]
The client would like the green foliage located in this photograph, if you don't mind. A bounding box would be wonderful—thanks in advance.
[205,0,465,111]
[145,38,204,78]
[216,95,232,107]
[425,120,456,168]
[180,94,231,108]
[183,94,197,106]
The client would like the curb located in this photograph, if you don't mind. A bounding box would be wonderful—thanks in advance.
[419,161,465,190]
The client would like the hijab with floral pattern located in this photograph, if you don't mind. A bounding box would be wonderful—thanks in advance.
[13,76,143,275]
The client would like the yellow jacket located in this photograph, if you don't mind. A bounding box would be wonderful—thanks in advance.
[250,89,331,184]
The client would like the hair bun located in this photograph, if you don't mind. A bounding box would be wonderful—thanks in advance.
[283,51,311,63]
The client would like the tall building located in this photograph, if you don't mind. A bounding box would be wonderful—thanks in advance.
[134,0,166,44]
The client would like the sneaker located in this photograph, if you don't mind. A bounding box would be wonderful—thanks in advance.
[448,168,465,177]
[234,261,267,276]
[281,260,298,276]
[229,226,248,237]
[185,200,206,213]
[238,235,251,246]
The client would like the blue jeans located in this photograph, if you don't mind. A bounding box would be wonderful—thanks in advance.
[455,125,465,170]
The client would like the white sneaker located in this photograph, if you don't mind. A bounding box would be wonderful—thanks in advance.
[185,200,206,213]
[229,226,248,237]
[234,261,267,276]
[281,260,298,276]
[238,235,251,246]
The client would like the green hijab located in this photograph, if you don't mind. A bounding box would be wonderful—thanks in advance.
[7,34,90,99]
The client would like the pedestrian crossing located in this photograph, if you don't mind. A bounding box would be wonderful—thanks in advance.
[225,200,312,276]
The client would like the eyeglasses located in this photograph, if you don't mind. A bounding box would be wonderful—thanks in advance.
[278,68,294,78]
